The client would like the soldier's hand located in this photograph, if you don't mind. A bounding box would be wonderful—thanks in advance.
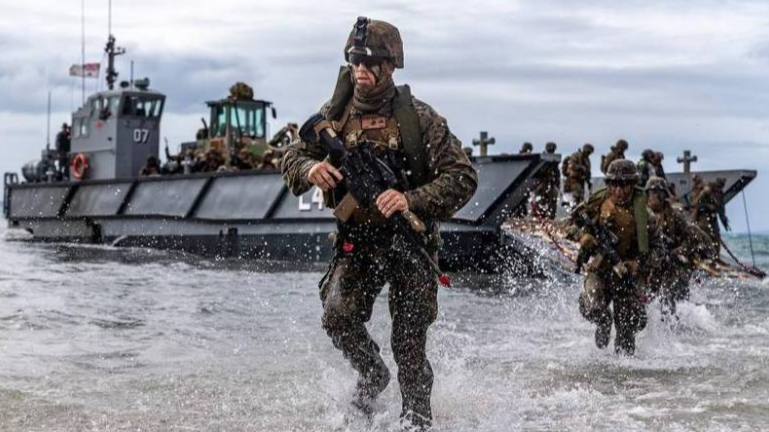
[307,161,343,192]
[376,189,409,218]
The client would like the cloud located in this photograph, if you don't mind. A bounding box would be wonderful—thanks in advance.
[1,0,768,230]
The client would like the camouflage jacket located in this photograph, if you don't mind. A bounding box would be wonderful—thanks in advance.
[600,148,624,174]
[567,150,591,181]
[651,203,713,261]
[281,96,478,222]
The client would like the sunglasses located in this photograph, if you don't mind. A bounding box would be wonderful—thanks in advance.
[349,53,384,69]
[607,181,635,189]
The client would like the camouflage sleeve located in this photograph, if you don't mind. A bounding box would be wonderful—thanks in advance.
[404,98,478,221]
[279,103,331,196]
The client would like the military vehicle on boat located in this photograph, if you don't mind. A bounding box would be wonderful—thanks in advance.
[2,35,758,274]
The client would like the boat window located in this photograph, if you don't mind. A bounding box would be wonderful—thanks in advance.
[74,117,89,137]
[108,97,120,117]
[231,105,265,138]
[211,105,227,137]
[72,118,81,138]
[250,106,265,138]
[121,96,163,118]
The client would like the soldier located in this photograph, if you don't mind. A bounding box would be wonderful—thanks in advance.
[563,143,594,206]
[139,155,161,176]
[645,178,713,318]
[600,139,628,174]
[55,123,71,179]
[637,149,656,186]
[532,142,560,219]
[512,141,536,217]
[268,122,299,148]
[281,17,477,429]
[572,160,654,355]
[653,151,667,180]
[688,174,704,209]
[694,178,730,257]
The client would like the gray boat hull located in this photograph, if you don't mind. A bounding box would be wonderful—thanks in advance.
[4,154,556,272]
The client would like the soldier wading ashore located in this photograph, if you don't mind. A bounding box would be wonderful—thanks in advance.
[281,17,477,430]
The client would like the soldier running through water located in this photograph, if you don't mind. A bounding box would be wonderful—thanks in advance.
[645,178,714,319]
[571,160,657,355]
[694,178,730,258]
[281,17,477,430]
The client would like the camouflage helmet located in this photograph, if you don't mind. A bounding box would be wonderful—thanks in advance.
[344,17,404,68]
[582,143,594,154]
[605,159,638,182]
[615,139,628,150]
[645,177,669,192]
[545,142,557,153]
[520,142,533,153]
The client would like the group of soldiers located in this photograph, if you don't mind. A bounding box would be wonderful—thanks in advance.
[569,159,716,355]
[506,138,731,356]
[550,141,729,355]
[139,124,296,177]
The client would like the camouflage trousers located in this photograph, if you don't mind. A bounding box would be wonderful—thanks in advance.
[579,272,647,354]
[533,187,559,220]
[565,178,587,205]
[319,234,438,426]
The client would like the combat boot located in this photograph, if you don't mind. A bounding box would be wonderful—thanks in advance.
[594,311,612,349]
[614,329,635,356]
[351,355,391,416]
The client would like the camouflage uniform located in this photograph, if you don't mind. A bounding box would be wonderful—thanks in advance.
[573,160,654,355]
[688,174,704,209]
[564,144,593,204]
[267,123,298,148]
[532,142,560,219]
[281,17,477,428]
[645,178,714,317]
[694,180,729,257]
[600,139,628,174]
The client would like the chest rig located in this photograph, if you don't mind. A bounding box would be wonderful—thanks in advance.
[324,66,427,189]
[339,107,403,155]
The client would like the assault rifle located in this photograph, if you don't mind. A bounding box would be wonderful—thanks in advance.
[299,113,450,286]
[572,211,634,293]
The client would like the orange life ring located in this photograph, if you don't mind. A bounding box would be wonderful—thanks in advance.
[71,153,89,180]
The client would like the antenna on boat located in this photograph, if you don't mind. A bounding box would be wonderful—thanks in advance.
[80,0,86,104]
[104,0,125,91]
[46,91,51,150]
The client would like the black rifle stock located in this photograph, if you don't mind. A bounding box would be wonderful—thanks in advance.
[572,211,634,293]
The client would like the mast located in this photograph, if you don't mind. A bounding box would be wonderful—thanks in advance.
[104,35,126,91]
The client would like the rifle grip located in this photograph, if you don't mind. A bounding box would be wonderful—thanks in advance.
[402,210,427,233]
[333,193,359,222]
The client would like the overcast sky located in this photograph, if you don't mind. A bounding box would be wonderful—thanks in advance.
[1,0,768,231]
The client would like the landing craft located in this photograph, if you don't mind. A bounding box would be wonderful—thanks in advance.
[2,34,757,275]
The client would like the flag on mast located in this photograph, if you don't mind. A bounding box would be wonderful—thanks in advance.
[69,63,101,78]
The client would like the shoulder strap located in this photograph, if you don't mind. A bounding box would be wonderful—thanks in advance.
[392,85,427,187]
[325,66,354,122]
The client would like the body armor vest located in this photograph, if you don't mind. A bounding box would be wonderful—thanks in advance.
[325,66,427,188]
[587,188,650,254]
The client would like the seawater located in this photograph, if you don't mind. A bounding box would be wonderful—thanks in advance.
[0,224,767,432]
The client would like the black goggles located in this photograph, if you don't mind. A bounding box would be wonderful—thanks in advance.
[607,180,636,188]
[348,53,384,68]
